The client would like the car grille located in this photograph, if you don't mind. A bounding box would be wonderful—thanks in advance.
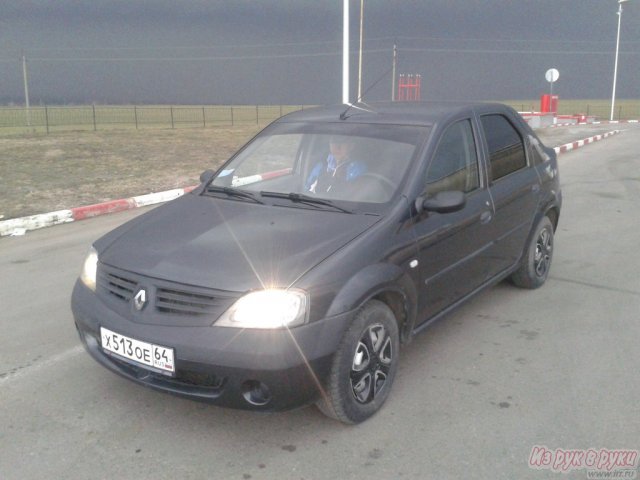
[101,270,138,302]
[156,287,227,316]
[97,264,238,320]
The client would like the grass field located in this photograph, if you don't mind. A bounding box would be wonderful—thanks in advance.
[0,100,634,222]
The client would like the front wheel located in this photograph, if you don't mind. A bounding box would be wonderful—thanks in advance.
[511,216,554,289]
[316,300,400,424]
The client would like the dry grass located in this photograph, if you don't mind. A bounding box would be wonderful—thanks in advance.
[0,126,261,219]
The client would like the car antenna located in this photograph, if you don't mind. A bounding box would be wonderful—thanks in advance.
[339,64,395,120]
[339,102,375,120]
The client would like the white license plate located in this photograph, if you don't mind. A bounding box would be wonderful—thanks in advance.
[100,327,175,375]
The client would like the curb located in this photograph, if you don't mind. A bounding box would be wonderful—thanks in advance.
[547,120,638,128]
[0,128,625,237]
[1,186,196,237]
[552,129,620,155]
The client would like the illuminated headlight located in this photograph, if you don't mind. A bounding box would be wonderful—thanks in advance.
[215,289,308,329]
[80,246,98,292]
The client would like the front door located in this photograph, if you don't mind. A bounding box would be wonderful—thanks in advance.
[413,118,495,325]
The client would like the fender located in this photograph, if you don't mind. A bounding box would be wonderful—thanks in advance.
[517,155,561,262]
[535,186,562,231]
[543,193,561,228]
[325,262,419,343]
[512,189,561,272]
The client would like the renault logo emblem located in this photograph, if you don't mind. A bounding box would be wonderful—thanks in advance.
[133,288,147,311]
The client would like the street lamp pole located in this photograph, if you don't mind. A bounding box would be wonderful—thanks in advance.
[22,54,32,128]
[610,0,629,121]
[357,0,364,102]
[343,0,350,105]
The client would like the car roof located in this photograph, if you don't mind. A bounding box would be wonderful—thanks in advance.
[277,101,515,127]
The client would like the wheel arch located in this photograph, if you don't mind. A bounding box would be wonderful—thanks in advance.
[545,205,560,231]
[324,263,418,345]
[371,290,414,344]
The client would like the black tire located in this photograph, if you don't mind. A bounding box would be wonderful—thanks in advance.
[316,300,400,424]
[511,216,554,289]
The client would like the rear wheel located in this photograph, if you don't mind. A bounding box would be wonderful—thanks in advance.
[511,216,554,289]
[317,300,399,424]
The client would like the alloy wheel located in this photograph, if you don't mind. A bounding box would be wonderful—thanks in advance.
[534,228,553,277]
[350,323,393,404]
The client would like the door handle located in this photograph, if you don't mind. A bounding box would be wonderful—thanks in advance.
[532,183,541,193]
[480,211,492,224]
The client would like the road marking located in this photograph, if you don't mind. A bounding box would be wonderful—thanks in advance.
[0,345,84,387]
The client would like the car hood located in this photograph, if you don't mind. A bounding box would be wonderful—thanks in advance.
[98,194,380,292]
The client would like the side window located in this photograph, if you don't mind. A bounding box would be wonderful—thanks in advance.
[425,119,480,195]
[481,114,527,181]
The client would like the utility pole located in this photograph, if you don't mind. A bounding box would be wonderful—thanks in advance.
[357,0,364,102]
[391,43,397,101]
[22,54,32,128]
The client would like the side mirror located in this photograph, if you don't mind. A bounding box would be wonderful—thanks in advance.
[416,190,466,214]
[200,169,216,184]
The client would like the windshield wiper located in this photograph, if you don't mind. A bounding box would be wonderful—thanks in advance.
[261,191,353,214]
[205,185,264,204]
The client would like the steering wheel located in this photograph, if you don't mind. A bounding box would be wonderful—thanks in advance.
[359,172,396,190]
[352,173,396,202]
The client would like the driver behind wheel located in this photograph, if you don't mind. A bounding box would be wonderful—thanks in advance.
[305,136,367,194]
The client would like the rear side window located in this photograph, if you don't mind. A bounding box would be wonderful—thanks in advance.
[481,114,527,181]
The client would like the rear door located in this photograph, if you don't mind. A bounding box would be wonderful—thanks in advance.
[479,112,541,278]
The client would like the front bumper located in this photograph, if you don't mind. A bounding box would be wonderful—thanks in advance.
[71,280,352,412]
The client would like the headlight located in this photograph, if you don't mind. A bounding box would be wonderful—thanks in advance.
[80,246,98,292]
[215,289,308,329]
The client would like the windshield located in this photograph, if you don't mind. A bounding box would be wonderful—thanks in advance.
[210,122,427,207]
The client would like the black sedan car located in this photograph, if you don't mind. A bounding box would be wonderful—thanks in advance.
[72,102,561,424]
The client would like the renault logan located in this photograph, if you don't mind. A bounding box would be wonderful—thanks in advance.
[72,102,561,424]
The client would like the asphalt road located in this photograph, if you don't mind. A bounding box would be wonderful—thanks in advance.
[1,125,639,480]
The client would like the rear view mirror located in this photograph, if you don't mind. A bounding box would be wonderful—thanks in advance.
[416,190,466,214]
[200,169,215,184]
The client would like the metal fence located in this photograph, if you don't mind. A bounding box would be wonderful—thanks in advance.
[0,105,313,134]
[1,102,638,135]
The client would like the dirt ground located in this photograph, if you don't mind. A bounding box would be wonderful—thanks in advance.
[0,123,618,220]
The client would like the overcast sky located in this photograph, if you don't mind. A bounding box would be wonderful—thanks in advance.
[0,0,638,105]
